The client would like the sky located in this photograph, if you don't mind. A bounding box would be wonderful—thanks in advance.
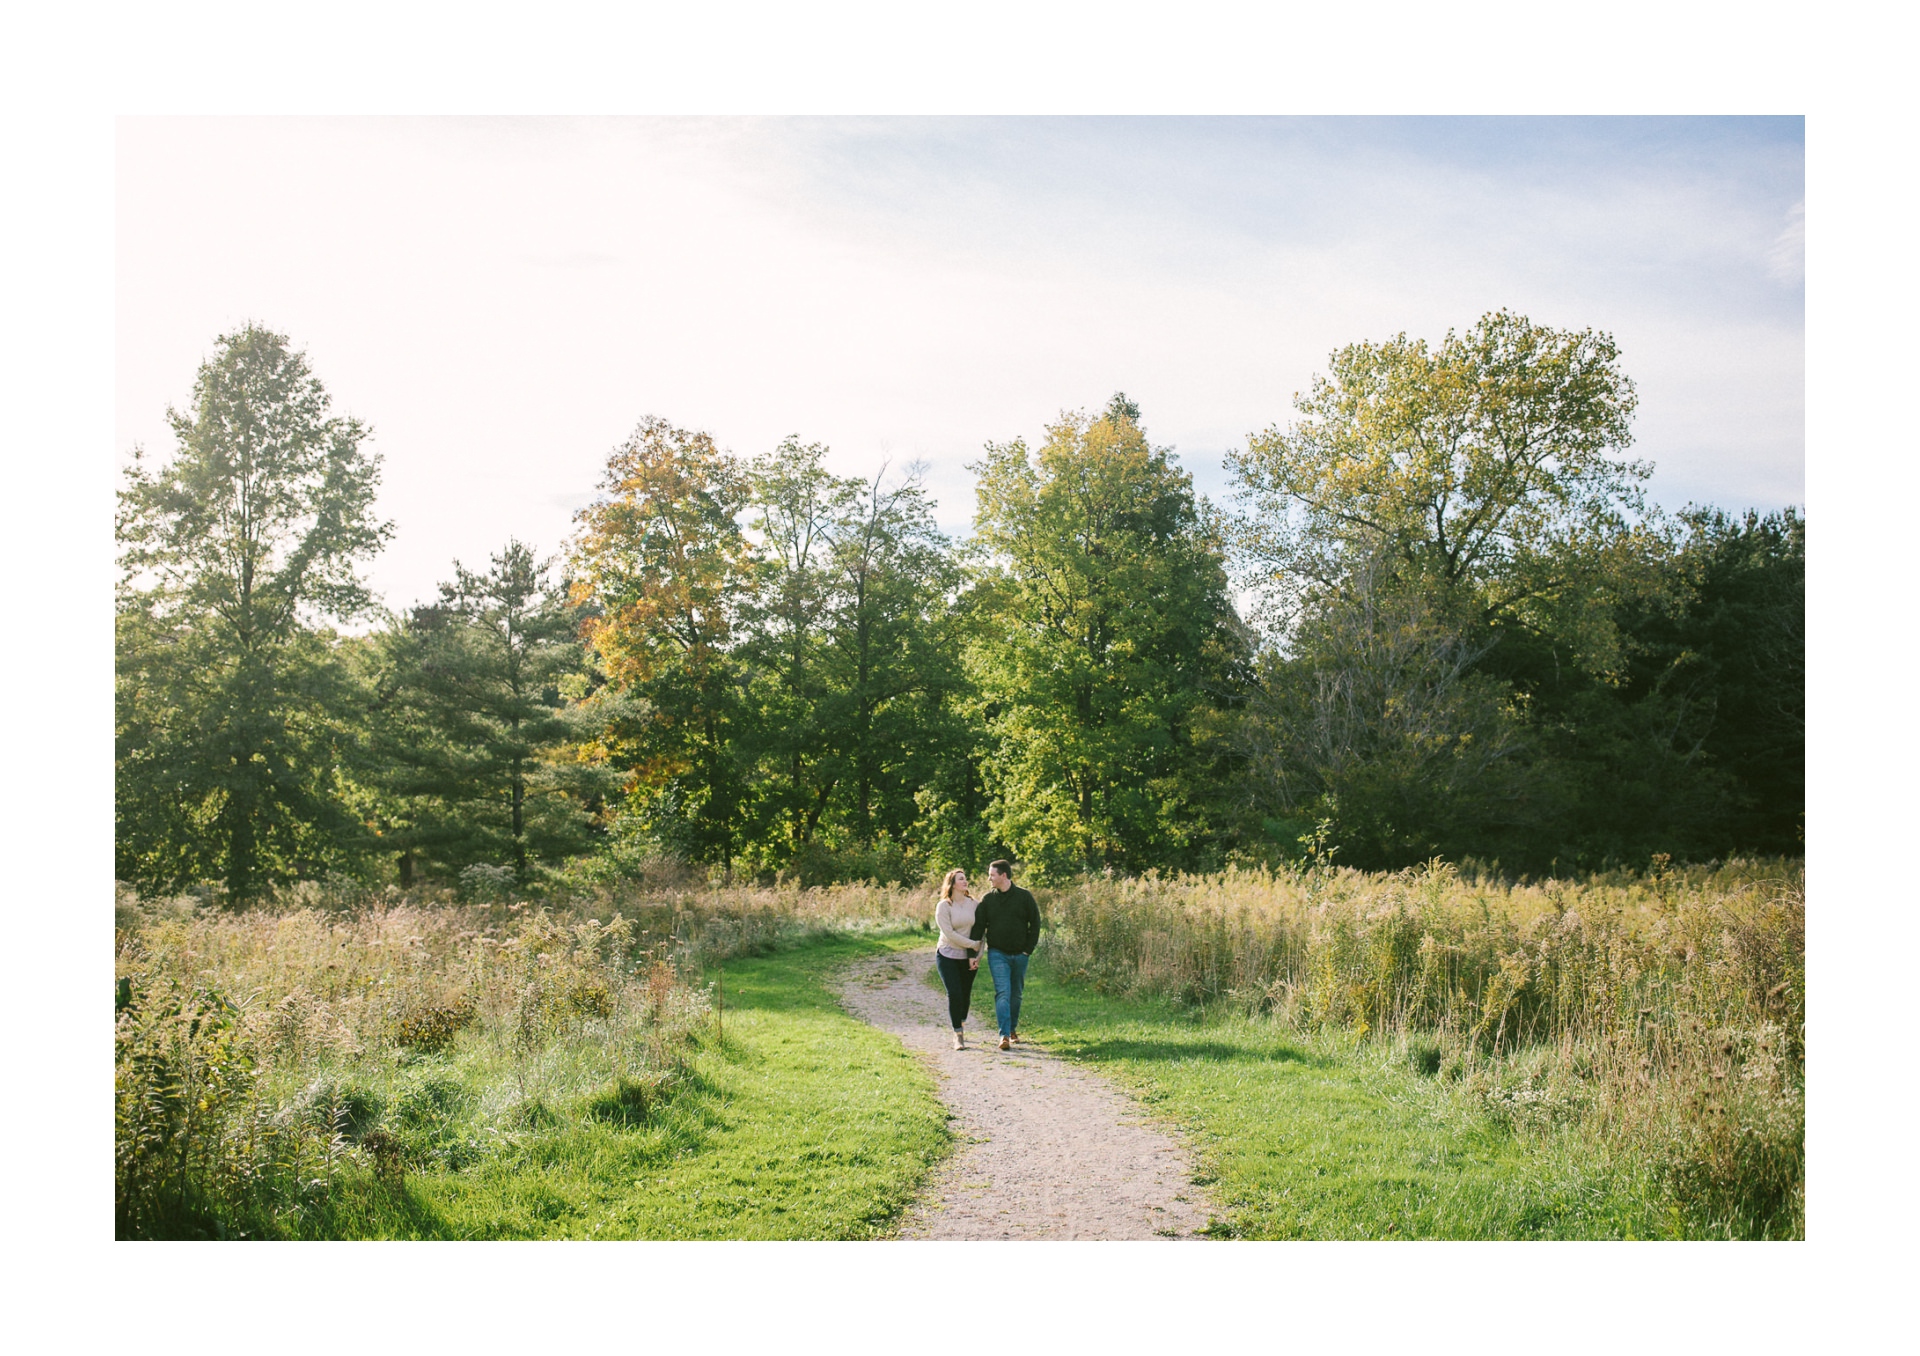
[116,116,1804,614]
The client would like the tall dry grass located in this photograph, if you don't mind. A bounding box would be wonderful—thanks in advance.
[571,858,1803,1235]
[115,887,711,1237]
[116,861,1801,1238]
[113,871,930,1237]
[1036,857,1804,1237]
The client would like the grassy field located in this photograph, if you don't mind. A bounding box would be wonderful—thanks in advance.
[362,933,948,1239]
[1010,958,1668,1239]
[1034,858,1804,1239]
[357,933,948,1239]
[115,895,949,1239]
[118,857,1801,1240]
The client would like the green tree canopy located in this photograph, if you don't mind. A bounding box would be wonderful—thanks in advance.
[817,460,964,861]
[968,395,1246,877]
[116,325,391,896]
[568,417,753,870]
[1229,309,1653,670]
[737,437,860,856]
[1223,313,1801,873]
[735,442,967,880]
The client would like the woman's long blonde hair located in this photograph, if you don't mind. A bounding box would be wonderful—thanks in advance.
[941,868,971,902]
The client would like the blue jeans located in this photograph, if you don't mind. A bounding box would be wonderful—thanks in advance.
[986,948,1029,1038]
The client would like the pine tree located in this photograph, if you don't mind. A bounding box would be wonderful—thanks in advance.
[368,541,609,882]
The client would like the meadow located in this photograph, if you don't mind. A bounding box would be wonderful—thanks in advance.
[115,857,1802,1240]
[113,879,943,1238]
[1036,856,1804,1238]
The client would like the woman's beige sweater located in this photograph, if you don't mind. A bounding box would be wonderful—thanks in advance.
[935,895,982,960]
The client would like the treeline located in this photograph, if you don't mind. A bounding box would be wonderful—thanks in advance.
[115,313,1802,897]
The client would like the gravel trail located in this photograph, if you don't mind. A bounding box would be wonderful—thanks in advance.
[840,951,1216,1240]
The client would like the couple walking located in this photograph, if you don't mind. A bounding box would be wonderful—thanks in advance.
[933,859,1041,1051]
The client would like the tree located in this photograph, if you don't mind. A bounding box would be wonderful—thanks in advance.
[968,395,1246,877]
[1591,505,1804,858]
[1678,507,1803,852]
[366,541,611,882]
[1233,553,1527,869]
[737,438,860,857]
[568,417,753,871]
[734,443,967,881]
[116,325,390,896]
[1225,312,1799,873]
[821,461,962,854]
[1228,309,1654,672]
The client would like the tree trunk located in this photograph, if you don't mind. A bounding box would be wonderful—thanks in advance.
[511,758,527,878]
[225,801,256,902]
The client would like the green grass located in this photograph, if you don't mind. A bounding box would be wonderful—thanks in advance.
[272,931,1663,1240]
[1013,957,1669,1240]
[296,931,950,1239]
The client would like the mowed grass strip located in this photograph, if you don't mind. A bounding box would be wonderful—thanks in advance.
[1021,959,1665,1240]
[323,932,948,1239]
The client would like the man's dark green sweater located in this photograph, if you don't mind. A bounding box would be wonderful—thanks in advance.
[970,883,1042,955]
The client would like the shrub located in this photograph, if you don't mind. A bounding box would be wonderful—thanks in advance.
[459,863,517,903]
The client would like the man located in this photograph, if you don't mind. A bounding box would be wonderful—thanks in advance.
[969,858,1042,1050]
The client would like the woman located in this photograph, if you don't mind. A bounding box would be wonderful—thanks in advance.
[933,867,984,1050]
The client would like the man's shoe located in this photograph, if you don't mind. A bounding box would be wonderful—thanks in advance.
[953,1031,965,1050]
[1010,1031,1020,1044]
[998,1035,1011,1050]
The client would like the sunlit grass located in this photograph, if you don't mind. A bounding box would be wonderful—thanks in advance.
[117,857,1801,1240]
[116,885,947,1239]
[357,934,951,1239]
[1025,963,1669,1239]
[1035,858,1804,1238]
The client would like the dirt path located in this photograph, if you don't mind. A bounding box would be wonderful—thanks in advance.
[840,951,1215,1240]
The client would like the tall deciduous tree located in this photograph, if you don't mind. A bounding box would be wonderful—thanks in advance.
[116,325,390,896]
[738,438,859,855]
[968,395,1246,877]
[737,444,966,879]
[568,417,753,871]
[1223,312,1799,873]
[821,460,964,857]
[1229,308,1654,670]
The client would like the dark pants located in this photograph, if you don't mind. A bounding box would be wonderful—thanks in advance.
[935,951,979,1029]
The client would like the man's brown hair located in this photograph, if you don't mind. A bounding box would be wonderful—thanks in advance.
[988,859,1013,881]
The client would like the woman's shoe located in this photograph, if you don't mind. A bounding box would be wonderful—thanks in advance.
[998,1035,1011,1050]
[1010,1031,1020,1044]
[953,1030,965,1050]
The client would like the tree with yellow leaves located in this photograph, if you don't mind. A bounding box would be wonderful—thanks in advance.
[568,417,754,872]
